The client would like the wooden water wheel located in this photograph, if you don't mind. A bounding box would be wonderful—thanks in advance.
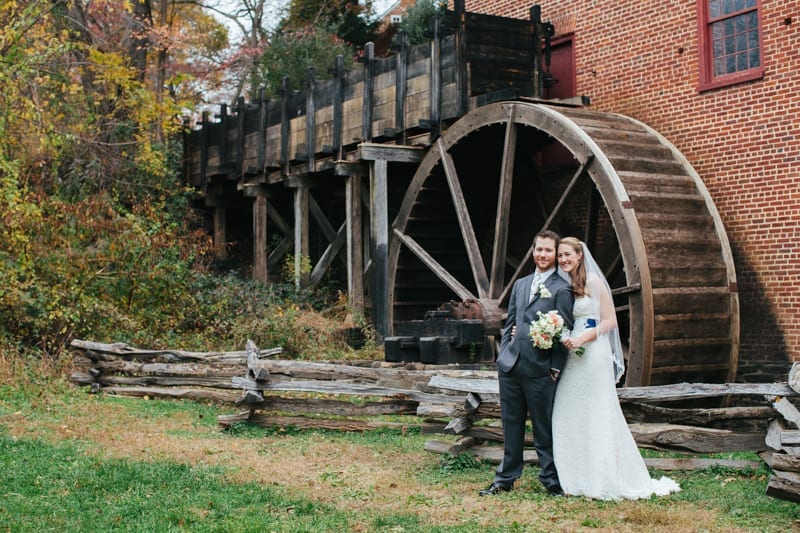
[387,101,738,386]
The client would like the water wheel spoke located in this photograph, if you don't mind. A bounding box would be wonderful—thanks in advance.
[393,227,476,301]
[499,157,593,304]
[489,112,517,299]
[436,138,490,298]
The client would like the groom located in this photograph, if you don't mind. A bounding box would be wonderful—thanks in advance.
[479,230,574,496]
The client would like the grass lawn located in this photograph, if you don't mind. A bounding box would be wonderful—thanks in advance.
[1,377,798,532]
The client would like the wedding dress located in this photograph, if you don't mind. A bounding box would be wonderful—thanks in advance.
[552,295,680,500]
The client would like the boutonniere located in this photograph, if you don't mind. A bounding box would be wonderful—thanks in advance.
[537,283,551,299]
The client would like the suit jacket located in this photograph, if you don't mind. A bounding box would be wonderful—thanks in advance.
[497,271,574,376]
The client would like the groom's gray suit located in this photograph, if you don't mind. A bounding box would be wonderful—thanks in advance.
[493,270,574,491]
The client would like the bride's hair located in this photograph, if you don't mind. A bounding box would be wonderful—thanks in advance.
[560,237,586,297]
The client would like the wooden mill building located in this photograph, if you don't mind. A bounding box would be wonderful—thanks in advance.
[183,1,795,385]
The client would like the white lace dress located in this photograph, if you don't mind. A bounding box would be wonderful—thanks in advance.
[552,296,680,500]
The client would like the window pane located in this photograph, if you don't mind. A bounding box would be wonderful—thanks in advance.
[714,57,725,76]
[736,52,747,70]
[705,0,761,81]
[735,32,746,51]
[709,0,721,18]
[725,36,735,54]
[722,0,734,15]
[747,29,759,48]
[749,48,760,68]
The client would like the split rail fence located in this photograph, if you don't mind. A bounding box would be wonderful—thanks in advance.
[70,339,800,502]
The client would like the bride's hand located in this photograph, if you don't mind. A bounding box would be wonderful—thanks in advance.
[511,325,517,337]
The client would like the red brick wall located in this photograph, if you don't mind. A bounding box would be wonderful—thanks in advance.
[454,1,799,382]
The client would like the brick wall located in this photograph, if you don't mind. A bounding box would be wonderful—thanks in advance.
[453,1,799,382]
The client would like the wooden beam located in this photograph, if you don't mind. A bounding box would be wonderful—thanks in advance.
[393,228,476,301]
[358,143,424,164]
[213,206,227,260]
[293,186,309,288]
[346,172,365,312]
[370,159,390,337]
[252,192,268,283]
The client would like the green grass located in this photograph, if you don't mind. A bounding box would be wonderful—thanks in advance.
[1,381,800,532]
[0,430,354,532]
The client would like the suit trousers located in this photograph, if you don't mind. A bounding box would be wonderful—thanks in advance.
[494,367,559,490]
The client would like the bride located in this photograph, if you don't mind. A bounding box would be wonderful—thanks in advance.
[553,237,680,500]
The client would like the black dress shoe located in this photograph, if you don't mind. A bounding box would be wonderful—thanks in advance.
[478,482,511,496]
[546,484,564,496]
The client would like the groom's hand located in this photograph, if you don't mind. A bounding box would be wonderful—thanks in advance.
[549,368,561,381]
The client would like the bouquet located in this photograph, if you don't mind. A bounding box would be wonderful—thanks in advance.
[529,310,585,355]
[529,310,565,350]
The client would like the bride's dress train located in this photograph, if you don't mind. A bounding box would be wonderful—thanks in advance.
[553,296,680,500]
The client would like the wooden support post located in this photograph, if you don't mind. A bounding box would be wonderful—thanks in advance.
[346,169,364,313]
[252,191,268,283]
[332,55,344,160]
[219,104,229,169]
[370,159,389,338]
[305,67,316,173]
[361,42,375,141]
[213,206,227,260]
[530,6,543,99]
[454,0,467,115]
[293,187,310,288]
[257,88,267,172]
[281,76,290,172]
[200,111,209,193]
[394,30,408,145]
[430,15,442,139]
[235,96,245,176]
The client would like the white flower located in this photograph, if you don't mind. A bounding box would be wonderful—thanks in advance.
[537,284,551,299]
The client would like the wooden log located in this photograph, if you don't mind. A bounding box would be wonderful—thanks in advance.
[766,471,800,503]
[622,402,774,425]
[427,375,796,401]
[217,412,411,432]
[789,362,800,395]
[772,396,800,428]
[443,416,473,435]
[70,339,283,363]
[100,386,239,403]
[629,423,766,453]
[772,453,800,473]
[246,339,270,382]
[766,419,786,452]
[417,400,501,419]
[464,392,481,413]
[642,458,762,471]
[229,376,450,405]
[425,439,539,465]
[242,390,265,405]
[234,395,418,416]
[781,430,800,446]
[421,437,478,456]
